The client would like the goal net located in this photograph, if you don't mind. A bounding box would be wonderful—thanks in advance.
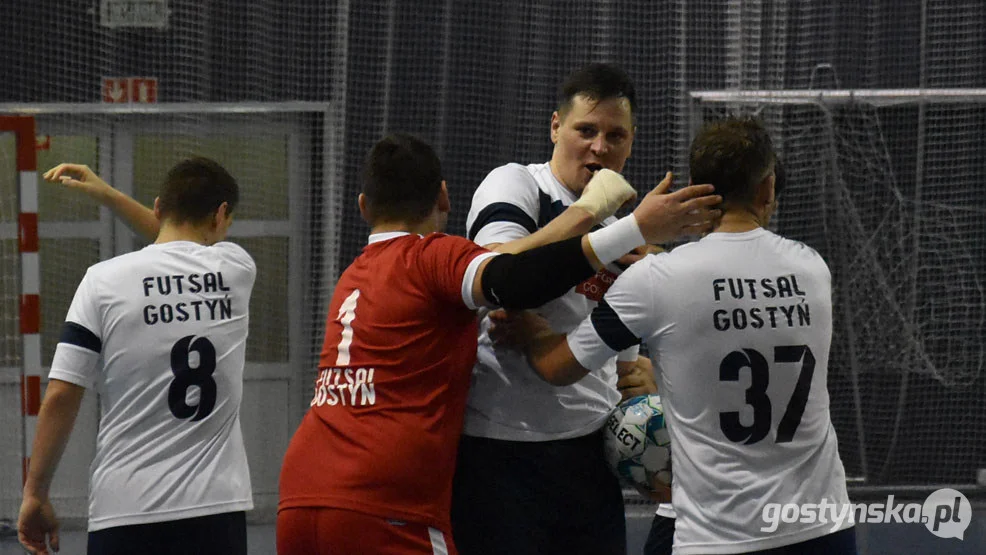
[6,0,986,526]
[689,89,986,487]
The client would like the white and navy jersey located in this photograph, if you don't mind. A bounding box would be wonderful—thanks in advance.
[49,240,256,532]
[463,162,626,441]
[568,228,851,554]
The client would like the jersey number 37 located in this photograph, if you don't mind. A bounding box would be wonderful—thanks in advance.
[719,345,815,445]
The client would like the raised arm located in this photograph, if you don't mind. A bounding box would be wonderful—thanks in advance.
[469,175,720,309]
[486,169,636,254]
[44,163,160,241]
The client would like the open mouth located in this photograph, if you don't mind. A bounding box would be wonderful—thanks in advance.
[585,163,604,173]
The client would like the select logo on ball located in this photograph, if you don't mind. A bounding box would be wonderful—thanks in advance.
[602,394,672,498]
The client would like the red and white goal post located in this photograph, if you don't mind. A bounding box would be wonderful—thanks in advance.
[0,115,41,488]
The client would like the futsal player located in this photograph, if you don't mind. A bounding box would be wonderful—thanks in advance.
[19,159,255,555]
[276,132,721,555]
[453,63,659,555]
[513,119,856,554]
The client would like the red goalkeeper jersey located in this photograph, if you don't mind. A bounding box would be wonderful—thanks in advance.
[279,232,494,533]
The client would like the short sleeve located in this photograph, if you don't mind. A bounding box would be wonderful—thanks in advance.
[48,269,103,389]
[465,164,541,246]
[415,234,496,310]
[597,255,663,340]
[567,257,661,371]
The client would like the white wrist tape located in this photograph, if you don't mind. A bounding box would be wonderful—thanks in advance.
[572,169,636,220]
[617,345,640,362]
[587,214,646,266]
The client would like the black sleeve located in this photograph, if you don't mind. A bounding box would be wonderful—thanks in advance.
[590,300,640,352]
[480,236,595,309]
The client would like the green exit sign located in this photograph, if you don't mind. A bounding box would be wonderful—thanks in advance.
[100,0,171,29]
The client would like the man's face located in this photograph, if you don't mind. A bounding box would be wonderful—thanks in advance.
[550,94,635,195]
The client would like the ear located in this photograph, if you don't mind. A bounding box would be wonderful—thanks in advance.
[153,197,163,221]
[550,111,561,144]
[625,125,636,160]
[437,181,451,213]
[215,202,231,228]
[763,172,776,206]
[358,193,371,223]
[750,172,775,218]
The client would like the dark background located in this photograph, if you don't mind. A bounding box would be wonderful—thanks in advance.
[4,0,984,487]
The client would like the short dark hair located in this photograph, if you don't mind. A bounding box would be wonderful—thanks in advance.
[557,63,636,118]
[362,133,443,224]
[157,157,239,224]
[689,117,776,205]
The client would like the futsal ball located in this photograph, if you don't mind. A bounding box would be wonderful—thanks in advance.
[603,394,672,496]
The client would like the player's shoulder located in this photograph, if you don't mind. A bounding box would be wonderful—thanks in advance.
[415,232,487,255]
[624,242,729,291]
[395,234,490,296]
[369,232,481,257]
[640,244,696,274]
[210,240,250,256]
[72,250,151,301]
[614,251,675,290]
[88,241,255,282]
[85,249,146,280]
[468,163,545,228]
[475,162,542,194]
[484,161,540,181]
[766,231,829,271]
[209,241,257,273]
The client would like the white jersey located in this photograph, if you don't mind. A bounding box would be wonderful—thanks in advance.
[464,162,627,441]
[568,228,851,554]
[49,240,256,531]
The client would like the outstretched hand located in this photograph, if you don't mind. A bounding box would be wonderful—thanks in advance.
[42,164,114,201]
[18,495,60,554]
[632,172,721,245]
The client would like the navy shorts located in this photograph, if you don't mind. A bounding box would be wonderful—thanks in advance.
[646,516,857,555]
[87,511,247,555]
[644,514,675,555]
[451,432,626,555]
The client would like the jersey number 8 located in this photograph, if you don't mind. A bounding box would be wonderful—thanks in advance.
[168,335,218,421]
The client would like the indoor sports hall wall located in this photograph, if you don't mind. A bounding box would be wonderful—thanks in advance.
[2,0,983,547]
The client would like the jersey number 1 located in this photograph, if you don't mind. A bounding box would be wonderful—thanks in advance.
[719,345,815,445]
[169,335,217,421]
[335,289,360,366]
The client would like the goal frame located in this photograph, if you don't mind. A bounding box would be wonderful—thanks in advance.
[0,115,40,488]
